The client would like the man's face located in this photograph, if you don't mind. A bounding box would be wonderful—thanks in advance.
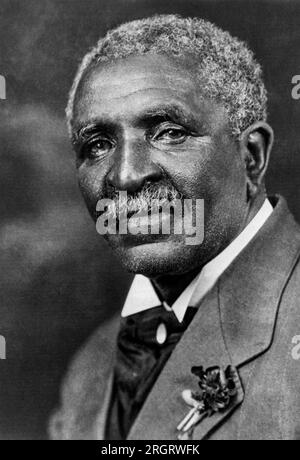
[72,54,247,277]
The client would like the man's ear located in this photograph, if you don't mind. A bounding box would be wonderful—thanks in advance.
[239,121,274,200]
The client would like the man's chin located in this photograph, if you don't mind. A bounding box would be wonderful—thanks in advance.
[106,236,201,277]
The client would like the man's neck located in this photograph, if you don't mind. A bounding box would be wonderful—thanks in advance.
[240,191,266,233]
[152,266,202,306]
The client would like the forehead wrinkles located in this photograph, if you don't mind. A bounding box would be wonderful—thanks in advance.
[75,55,198,105]
[74,73,200,128]
[81,70,195,102]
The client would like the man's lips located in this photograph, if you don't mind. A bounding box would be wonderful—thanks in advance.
[108,210,178,245]
[128,209,174,226]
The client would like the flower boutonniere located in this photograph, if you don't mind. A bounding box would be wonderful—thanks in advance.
[177,365,238,438]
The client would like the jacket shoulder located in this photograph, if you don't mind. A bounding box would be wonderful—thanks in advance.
[48,314,120,439]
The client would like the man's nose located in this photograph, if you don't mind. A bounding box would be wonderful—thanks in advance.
[106,136,162,193]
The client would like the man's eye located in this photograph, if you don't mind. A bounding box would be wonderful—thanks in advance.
[85,139,114,158]
[153,127,188,144]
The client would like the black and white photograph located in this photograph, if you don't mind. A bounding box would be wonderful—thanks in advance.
[0,0,300,442]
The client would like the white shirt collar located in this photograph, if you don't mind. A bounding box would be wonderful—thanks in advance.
[121,199,273,323]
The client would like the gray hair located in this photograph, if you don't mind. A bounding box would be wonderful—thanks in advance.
[66,14,267,139]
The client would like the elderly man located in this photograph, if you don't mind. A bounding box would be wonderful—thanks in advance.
[49,15,300,440]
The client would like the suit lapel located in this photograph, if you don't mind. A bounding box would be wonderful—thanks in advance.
[128,286,244,440]
[220,196,300,367]
[128,197,300,440]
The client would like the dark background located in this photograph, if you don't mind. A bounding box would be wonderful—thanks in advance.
[0,0,299,439]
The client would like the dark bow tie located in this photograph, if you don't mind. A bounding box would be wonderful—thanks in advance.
[106,304,197,439]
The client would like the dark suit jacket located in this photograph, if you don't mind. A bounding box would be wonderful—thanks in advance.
[49,196,300,440]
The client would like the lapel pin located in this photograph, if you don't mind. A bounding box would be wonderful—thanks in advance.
[177,365,238,438]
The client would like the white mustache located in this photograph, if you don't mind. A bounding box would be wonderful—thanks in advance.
[102,184,182,220]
